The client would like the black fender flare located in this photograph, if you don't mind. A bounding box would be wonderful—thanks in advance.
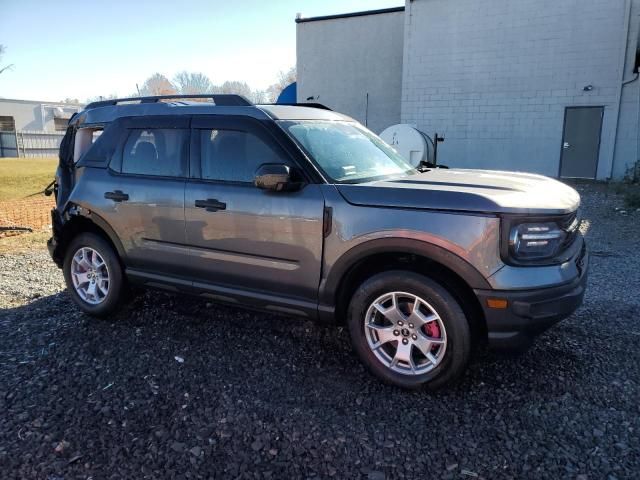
[319,237,492,307]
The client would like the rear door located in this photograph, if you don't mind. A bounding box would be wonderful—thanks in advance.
[184,115,325,306]
[103,116,189,276]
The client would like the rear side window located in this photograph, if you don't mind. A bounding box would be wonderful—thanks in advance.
[199,129,283,183]
[122,128,187,177]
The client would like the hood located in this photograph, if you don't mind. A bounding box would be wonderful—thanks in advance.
[335,169,580,215]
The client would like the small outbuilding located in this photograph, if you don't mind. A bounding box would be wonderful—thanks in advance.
[0,98,81,133]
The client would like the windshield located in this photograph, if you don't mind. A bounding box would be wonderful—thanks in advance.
[280,120,416,183]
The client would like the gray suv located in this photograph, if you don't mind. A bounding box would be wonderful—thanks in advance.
[48,94,588,389]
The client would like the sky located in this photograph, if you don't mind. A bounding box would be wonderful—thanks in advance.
[0,0,402,102]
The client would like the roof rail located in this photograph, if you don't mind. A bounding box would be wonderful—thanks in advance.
[85,94,252,110]
[265,102,333,111]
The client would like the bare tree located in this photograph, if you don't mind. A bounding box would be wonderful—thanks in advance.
[139,73,177,96]
[131,70,292,104]
[85,93,118,104]
[218,80,253,99]
[173,71,214,94]
[266,67,296,102]
[206,80,265,103]
[0,44,15,75]
[251,90,268,104]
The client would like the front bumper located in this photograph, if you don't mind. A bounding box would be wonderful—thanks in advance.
[475,244,589,351]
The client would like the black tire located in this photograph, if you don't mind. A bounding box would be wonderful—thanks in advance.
[347,270,471,390]
[63,232,126,317]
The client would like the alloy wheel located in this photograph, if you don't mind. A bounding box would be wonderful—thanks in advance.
[364,291,447,375]
[70,247,110,305]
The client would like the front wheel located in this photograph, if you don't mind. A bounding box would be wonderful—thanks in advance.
[347,271,471,389]
[63,232,125,317]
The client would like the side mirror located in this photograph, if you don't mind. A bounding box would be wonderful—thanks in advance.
[254,163,301,192]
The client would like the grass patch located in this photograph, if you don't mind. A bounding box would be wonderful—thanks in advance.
[609,181,640,209]
[0,157,57,201]
[625,190,640,209]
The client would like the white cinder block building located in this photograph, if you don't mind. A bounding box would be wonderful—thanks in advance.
[0,98,81,132]
[296,7,405,135]
[296,0,640,180]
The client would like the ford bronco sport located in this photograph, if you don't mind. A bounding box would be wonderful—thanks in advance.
[48,94,588,389]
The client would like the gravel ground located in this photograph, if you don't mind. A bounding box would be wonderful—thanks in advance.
[0,184,639,479]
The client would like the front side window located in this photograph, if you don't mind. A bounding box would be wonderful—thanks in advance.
[280,120,415,183]
[122,128,187,177]
[199,129,283,182]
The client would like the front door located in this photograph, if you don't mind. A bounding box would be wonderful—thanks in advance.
[559,106,603,179]
[184,115,325,305]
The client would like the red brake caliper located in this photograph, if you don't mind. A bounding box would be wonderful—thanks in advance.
[424,321,441,340]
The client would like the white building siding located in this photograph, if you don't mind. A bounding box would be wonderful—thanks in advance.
[0,99,80,131]
[296,10,404,134]
[401,0,634,179]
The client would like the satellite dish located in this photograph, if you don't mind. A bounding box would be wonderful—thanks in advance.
[380,124,432,167]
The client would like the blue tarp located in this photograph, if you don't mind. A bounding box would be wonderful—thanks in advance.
[276,82,297,104]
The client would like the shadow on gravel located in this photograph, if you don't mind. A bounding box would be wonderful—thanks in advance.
[0,289,585,396]
[1,288,637,479]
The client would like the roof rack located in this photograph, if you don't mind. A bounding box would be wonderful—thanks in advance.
[265,102,333,111]
[85,94,252,110]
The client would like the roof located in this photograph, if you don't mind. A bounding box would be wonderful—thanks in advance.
[0,97,82,107]
[295,6,404,24]
[257,105,352,121]
[72,101,351,127]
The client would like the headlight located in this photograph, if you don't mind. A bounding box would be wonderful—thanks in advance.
[509,222,567,260]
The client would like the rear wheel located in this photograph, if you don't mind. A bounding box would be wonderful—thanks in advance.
[63,233,125,317]
[347,271,471,389]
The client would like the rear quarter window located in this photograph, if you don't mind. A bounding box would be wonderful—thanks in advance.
[74,126,104,164]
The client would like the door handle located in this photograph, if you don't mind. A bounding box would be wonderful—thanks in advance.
[563,142,571,149]
[104,190,129,202]
[195,198,227,212]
